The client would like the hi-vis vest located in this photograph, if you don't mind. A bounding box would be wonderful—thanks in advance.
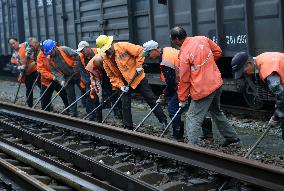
[11,42,37,75]
[79,48,98,67]
[256,52,284,84]
[160,47,180,82]
[85,56,103,82]
[58,47,74,67]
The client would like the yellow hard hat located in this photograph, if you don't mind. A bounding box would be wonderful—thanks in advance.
[96,35,113,53]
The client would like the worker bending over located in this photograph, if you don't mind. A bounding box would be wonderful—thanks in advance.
[96,35,167,130]
[232,52,284,141]
[142,40,183,140]
[37,40,69,111]
[42,39,81,117]
[8,37,40,107]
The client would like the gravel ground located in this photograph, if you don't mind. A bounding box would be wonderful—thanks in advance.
[0,78,283,168]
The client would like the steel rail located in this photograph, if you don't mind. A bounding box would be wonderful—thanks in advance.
[0,101,284,191]
[0,136,116,191]
[0,154,55,191]
[0,117,158,191]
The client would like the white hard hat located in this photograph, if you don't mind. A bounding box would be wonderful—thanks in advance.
[77,41,89,52]
[142,40,159,57]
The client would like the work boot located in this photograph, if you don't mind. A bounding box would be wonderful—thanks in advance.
[96,112,103,123]
[62,109,70,115]
[221,138,240,147]
[173,123,184,141]
[70,112,78,117]
[280,123,284,141]
[123,125,133,130]
[200,117,213,140]
[279,119,284,141]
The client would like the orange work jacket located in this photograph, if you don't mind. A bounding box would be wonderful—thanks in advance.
[79,48,98,89]
[86,56,104,98]
[37,50,53,87]
[49,47,75,69]
[178,36,223,101]
[10,43,37,75]
[102,42,145,89]
[160,47,180,82]
[256,52,284,84]
[79,48,98,68]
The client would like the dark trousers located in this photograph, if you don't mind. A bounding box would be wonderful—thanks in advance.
[102,71,122,118]
[65,78,81,115]
[168,93,184,139]
[25,71,41,107]
[85,86,102,122]
[41,81,69,111]
[121,77,167,129]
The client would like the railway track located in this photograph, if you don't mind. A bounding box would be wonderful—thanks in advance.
[221,104,273,119]
[0,101,283,191]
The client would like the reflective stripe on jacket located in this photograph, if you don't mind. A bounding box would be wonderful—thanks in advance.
[11,43,37,75]
[178,36,223,101]
[160,47,180,82]
[256,52,284,84]
[37,50,53,87]
[103,42,145,89]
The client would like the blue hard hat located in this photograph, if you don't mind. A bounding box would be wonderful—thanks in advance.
[43,39,56,55]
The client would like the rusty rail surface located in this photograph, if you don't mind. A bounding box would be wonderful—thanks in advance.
[0,101,283,191]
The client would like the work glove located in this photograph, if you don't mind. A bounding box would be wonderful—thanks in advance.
[156,94,166,104]
[60,80,66,87]
[136,67,144,75]
[268,116,280,127]
[120,86,129,93]
[179,101,186,108]
[97,90,103,103]
[25,47,33,59]
[17,65,25,73]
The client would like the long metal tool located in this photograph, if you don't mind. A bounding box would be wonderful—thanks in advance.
[245,123,272,158]
[14,71,25,104]
[160,107,182,138]
[83,91,118,120]
[26,73,40,106]
[134,101,160,131]
[13,81,22,104]
[218,122,272,191]
[102,70,140,123]
[60,88,93,114]
[32,82,53,109]
[43,73,77,111]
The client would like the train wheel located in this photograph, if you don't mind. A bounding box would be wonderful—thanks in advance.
[242,77,264,109]
[242,91,264,109]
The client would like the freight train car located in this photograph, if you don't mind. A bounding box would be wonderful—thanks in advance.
[0,0,283,108]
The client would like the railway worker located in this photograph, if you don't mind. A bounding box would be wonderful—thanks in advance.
[95,35,167,130]
[76,41,101,121]
[8,37,40,107]
[231,52,284,141]
[37,41,69,111]
[169,26,240,146]
[85,56,104,122]
[42,39,81,117]
[85,55,123,121]
[142,40,184,140]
